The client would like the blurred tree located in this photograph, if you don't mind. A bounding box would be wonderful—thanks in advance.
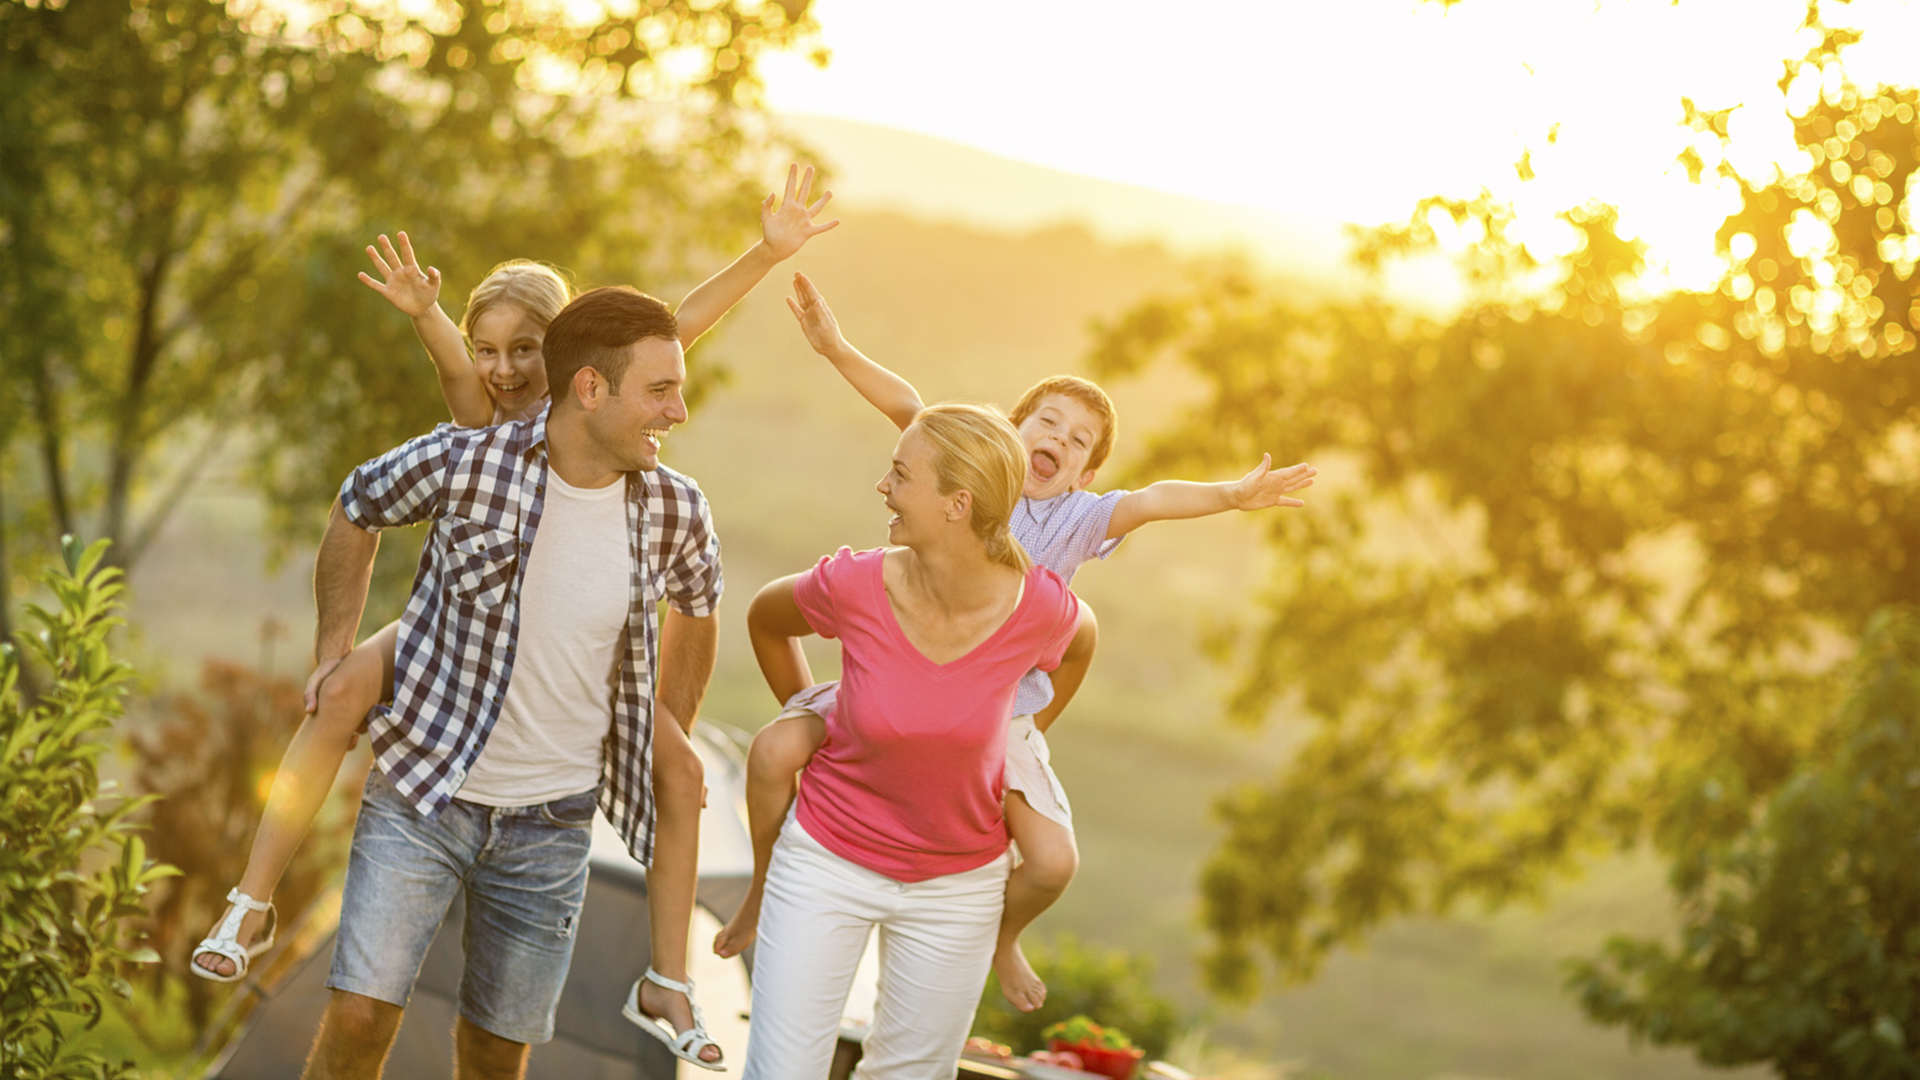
[1090,11,1920,1007]
[1569,607,1920,1077]
[0,0,819,598]
[121,659,356,1034]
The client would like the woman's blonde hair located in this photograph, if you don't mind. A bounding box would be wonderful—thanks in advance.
[459,260,574,340]
[910,403,1032,572]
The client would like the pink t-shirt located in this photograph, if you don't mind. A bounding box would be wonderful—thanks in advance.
[792,546,1081,882]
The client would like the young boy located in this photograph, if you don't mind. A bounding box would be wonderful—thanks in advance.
[712,273,1315,1013]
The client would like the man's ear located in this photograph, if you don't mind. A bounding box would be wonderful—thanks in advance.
[572,366,603,410]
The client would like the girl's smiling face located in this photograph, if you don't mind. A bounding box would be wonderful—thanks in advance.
[1015,393,1102,500]
[469,305,549,414]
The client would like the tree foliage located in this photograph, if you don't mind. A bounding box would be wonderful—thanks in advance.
[0,0,818,593]
[0,538,176,1080]
[1090,12,1920,1006]
[1569,607,1920,1078]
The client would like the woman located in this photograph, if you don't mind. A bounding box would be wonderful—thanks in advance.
[741,404,1091,1079]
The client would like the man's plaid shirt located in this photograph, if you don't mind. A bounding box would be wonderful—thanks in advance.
[338,407,722,866]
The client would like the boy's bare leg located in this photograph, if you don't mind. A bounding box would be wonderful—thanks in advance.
[633,716,721,1065]
[302,990,403,1080]
[994,792,1080,1012]
[713,711,825,959]
[453,1016,531,1080]
[195,622,398,978]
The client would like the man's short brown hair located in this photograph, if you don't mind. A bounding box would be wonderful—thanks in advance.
[1008,376,1119,471]
[542,286,678,397]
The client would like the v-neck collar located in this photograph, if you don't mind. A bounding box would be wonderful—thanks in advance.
[871,549,1029,673]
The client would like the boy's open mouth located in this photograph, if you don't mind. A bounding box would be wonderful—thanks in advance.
[1030,448,1060,481]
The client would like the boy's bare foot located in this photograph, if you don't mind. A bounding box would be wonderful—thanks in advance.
[635,976,724,1066]
[192,903,272,979]
[994,941,1047,1012]
[712,886,762,959]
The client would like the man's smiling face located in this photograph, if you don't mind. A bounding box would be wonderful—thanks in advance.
[586,335,687,473]
[1015,393,1102,499]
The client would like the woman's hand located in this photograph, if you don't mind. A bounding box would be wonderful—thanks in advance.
[357,232,442,318]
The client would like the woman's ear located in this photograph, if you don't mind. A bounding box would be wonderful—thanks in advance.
[946,489,973,523]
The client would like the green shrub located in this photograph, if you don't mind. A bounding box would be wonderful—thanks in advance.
[1570,607,1920,1077]
[0,538,177,1080]
[974,936,1178,1059]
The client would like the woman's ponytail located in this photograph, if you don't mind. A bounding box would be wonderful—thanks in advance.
[911,404,1032,572]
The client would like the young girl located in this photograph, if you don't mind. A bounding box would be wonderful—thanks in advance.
[711,272,1317,1013]
[192,165,838,1069]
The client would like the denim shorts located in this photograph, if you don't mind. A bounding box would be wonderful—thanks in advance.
[327,770,597,1044]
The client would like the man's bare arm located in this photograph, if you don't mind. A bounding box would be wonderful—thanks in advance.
[307,499,380,709]
[1033,600,1097,734]
[657,609,719,736]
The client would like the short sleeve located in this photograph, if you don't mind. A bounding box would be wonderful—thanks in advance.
[792,547,859,640]
[337,426,456,530]
[660,479,724,618]
[1029,569,1082,674]
[1071,489,1128,562]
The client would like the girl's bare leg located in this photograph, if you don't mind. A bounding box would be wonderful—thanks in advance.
[993,792,1079,1012]
[632,714,723,1066]
[192,622,398,978]
[711,711,825,959]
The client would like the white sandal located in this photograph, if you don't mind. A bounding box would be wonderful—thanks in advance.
[623,967,726,1071]
[190,888,277,983]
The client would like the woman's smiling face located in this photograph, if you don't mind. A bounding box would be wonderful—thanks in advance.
[876,425,953,547]
[469,305,549,415]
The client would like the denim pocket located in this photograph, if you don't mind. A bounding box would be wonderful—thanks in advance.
[538,792,597,829]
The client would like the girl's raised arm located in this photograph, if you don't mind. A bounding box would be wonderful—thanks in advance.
[359,232,495,427]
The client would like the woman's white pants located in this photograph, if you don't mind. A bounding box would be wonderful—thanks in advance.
[742,813,1011,1080]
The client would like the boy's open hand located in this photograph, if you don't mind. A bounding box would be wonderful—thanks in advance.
[786,272,847,356]
[1230,455,1317,511]
[761,164,840,260]
[357,231,441,317]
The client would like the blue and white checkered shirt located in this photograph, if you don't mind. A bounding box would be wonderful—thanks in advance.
[338,406,722,866]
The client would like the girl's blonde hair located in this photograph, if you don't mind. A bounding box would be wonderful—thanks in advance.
[459,260,574,339]
[910,403,1032,572]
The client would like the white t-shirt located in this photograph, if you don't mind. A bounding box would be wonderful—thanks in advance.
[459,468,630,806]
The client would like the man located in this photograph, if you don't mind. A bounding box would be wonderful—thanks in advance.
[301,286,723,1079]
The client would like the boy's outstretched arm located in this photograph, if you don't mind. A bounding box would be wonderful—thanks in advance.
[1105,454,1317,541]
[786,271,924,431]
[1033,600,1097,734]
[675,164,841,346]
[358,232,494,428]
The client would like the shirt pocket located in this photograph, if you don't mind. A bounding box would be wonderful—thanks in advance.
[443,520,518,610]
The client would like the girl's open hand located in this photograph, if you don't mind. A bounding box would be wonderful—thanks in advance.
[786,271,847,356]
[357,231,441,317]
[1230,455,1316,511]
[761,164,840,260]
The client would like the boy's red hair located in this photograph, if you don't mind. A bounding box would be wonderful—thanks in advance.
[1008,376,1119,471]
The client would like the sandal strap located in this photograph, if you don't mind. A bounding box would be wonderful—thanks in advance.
[225,888,273,913]
[642,966,697,997]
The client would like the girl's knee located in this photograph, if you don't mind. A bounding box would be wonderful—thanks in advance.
[314,652,383,738]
